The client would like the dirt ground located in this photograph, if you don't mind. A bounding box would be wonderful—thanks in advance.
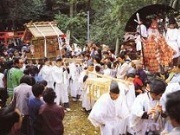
[63,99,100,135]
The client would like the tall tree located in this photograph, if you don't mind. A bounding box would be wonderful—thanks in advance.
[4,0,45,30]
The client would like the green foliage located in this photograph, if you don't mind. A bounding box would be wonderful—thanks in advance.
[55,11,87,45]
[7,0,45,20]
[89,0,169,47]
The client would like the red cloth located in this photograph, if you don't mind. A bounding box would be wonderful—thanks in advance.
[133,77,143,87]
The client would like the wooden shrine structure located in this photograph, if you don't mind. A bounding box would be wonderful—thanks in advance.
[22,21,64,59]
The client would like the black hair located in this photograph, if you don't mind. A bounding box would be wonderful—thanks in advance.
[83,75,88,83]
[106,62,112,69]
[43,57,49,63]
[166,90,180,123]
[95,65,101,72]
[32,83,44,97]
[38,80,47,87]
[20,75,32,86]
[0,106,20,134]
[13,57,21,65]
[94,55,101,64]
[117,54,125,60]
[30,65,39,76]
[169,17,176,25]
[110,81,119,94]
[43,88,56,104]
[23,68,30,75]
[103,51,109,55]
[149,79,166,95]
[126,73,135,78]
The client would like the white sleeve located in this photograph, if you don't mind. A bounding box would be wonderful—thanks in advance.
[141,25,148,37]
[131,94,145,117]
[178,29,180,48]
[88,95,108,127]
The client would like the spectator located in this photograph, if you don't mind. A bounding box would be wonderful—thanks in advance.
[0,88,8,108]
[38,88,65,135]
[116,54,131,79]
[7,57,24,98]
[166,90,180,135]
[28,83,45,135]
[11,75,33,135]
[0,106,23,135]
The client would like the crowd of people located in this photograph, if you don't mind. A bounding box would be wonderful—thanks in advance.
[0,16,179,135]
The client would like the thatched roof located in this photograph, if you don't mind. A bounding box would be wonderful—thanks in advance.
[24,21,64,38]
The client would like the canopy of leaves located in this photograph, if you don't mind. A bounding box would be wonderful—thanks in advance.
[7,0,45,21]
[55,11,87,45]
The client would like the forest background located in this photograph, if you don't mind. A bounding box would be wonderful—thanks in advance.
[0,0,179,48]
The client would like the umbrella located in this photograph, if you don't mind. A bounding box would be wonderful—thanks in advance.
[125,4,177,32]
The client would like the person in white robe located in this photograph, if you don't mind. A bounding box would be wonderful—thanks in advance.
[136,21,148,51]
[118,73,136,134]
[82,66,97,111]
[78,67,88,101]
[165,66,180,84]
[165,91,180,135]
[38,58,53,88]
[160,82,180,134]
[129,79,167,135]
[51,58,64,105]
[116,54,131,79]
[103,62,112,77]
[69,62,80,101]
[88,81,129,135]
[165,18,180,66]
[161,82,180,112]
[169,66,180,83]
[63,64,71,111]
[136,21,148,38]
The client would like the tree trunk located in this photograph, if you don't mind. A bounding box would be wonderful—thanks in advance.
[115,37,119,56]
[70,1,74,18]
[170,0,178,9]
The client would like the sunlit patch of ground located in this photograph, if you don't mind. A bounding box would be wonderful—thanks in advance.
[63,100,100,135]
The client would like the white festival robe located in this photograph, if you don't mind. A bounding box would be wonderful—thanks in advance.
[129,92,164,135]
[160,82,180,133]
[135,24,148,51]
[51,65,64,105]
[82,73,97,111]
[166,28,180,58]
[63,69,70,103]
[116,61,131,79]
[135,35,142,51]
[38,65,53,88]
[103,68,111,76]
[161,82,180,111]
[137,24,148,38]
[118,82,136,134]
[78,70,87,99]
[170,73,180,83]
[88,93,129,135]
[69,63,80,98]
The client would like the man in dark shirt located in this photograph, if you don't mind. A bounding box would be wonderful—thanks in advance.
[38,88,65,135]
[28,83,45,134]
